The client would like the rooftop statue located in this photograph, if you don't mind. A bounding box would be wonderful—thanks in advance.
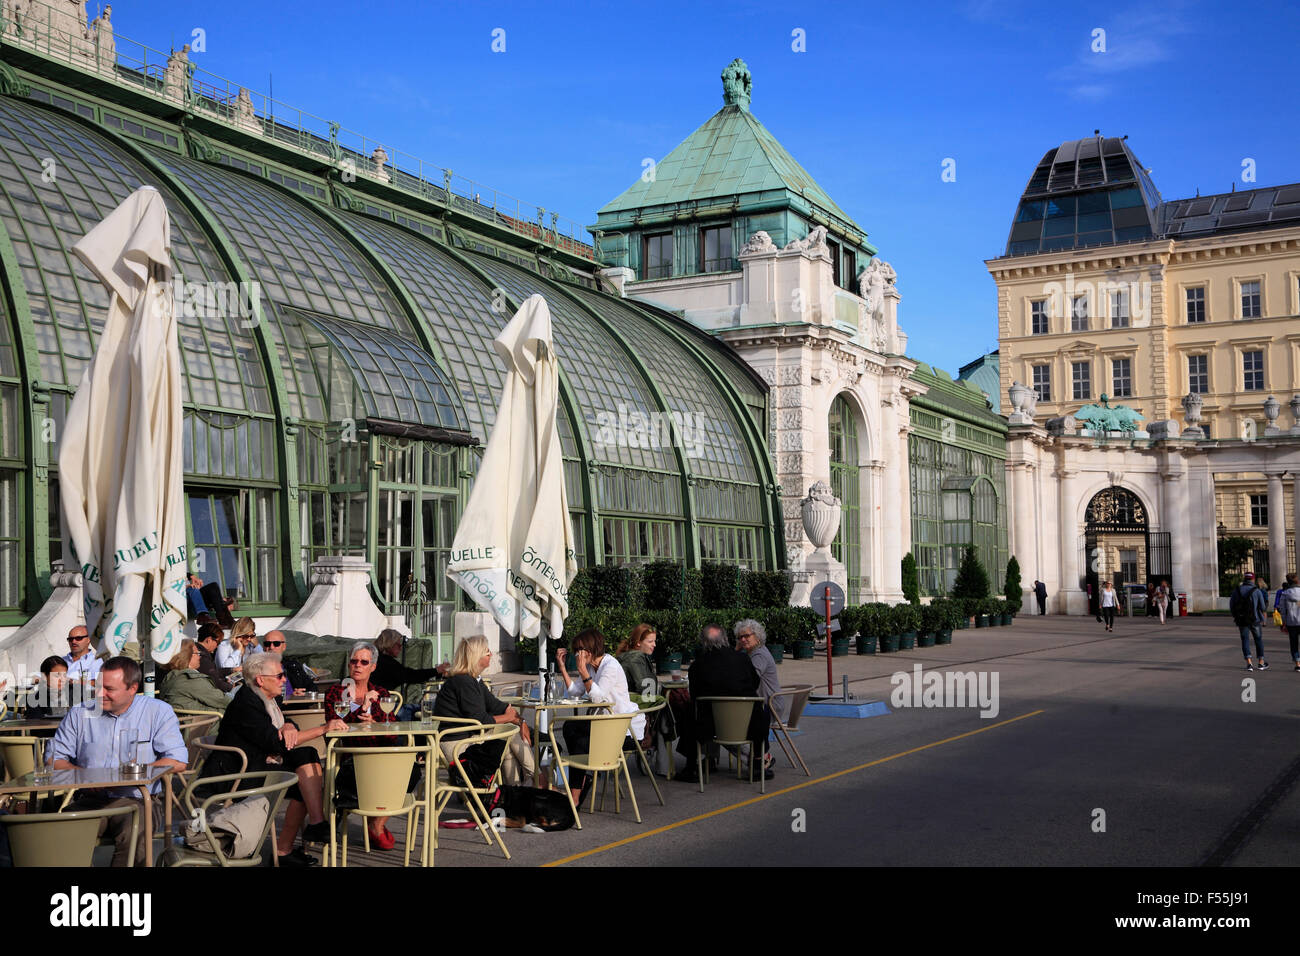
[721,58,751,111]
[1074,394,1143,433]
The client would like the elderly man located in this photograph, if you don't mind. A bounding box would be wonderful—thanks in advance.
[47,656,188,866]
[675,624,770,782]
[195,623,234,693]
[257,631,316,698]
[63,625,102,681]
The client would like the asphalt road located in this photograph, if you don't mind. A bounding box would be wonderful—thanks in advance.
[422,614,1299,868]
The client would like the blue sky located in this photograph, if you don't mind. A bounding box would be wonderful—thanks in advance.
[109,0,1299,375]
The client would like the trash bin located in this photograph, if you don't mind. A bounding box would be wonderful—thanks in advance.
[1177,592,1187,616]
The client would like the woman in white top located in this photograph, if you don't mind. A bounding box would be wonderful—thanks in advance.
[1099,580,1118,632]
[216,617,257,677]
[555,627,645,796]
[1154,580,1171,624]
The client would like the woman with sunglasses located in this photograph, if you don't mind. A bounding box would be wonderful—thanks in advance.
[323,642,412,851]
[202,651,346,866]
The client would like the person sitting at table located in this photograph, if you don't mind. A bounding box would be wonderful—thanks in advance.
[216,618,257,678]
[46,656,188,866]
[63,625,102,682]
[23,655,70,719]
[159,639,229,717]
[555,627,645,798]
[202,652,344,866]
[615,624,659,701]
[195,623,234,694]
[323,642,416,851]
[373,627,449,719]
[674,624,769,783]
[733,618,787,725]
[433,635,531,794]
[256,631,316,698]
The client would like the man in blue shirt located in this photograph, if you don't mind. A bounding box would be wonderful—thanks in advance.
[62,625,103,681]
[48,656,187,866]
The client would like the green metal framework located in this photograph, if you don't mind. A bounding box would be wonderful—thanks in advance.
[829,395,862,595]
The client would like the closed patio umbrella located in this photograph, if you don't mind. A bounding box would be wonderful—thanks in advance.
[447,294,576,681]
[59,186,187,665]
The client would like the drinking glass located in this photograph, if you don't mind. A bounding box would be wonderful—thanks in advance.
[118,729,142,773]
[420,691,437,724]
[379,695,396,716]
[333,699,350,720]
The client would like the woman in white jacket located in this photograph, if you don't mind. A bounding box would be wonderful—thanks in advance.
[1279,573,1300,672]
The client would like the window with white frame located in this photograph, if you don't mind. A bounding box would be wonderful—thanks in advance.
[1112,357,1132,398]
[1031,299,1049,335]
[1243,350,1264,391]
[1110,289,1129,328]
[1185,286,1205,323]
[1240,280,1261,318]
[1250,494,1268,526]
[1071,295,1089,331]
[1071,361,1091,400]
[1032,364,1051,402]
[1187,354,1208,394]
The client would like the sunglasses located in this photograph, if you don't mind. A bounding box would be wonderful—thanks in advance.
[68,636,88,642]
[263,641,285,648]
[261,672,286,680]
[349,658,373,665]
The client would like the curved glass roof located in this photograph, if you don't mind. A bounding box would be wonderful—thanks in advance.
[291,309,466,430]
[1004,136,1161,257]
[0,98,270,411]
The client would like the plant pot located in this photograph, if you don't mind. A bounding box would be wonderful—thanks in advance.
[975,615,989,628]
[657,652,683,674]
[935,629,953,645]
[519,652,538,673]
[878,633,900,654]
[793,639,816,660]
[681,647,695,665]
[768,643,785,664]
[830,638,850,657]
[899,631,917,650]
[856,633,876,654]
[917,632,936,648]
[1001,613,1013,626]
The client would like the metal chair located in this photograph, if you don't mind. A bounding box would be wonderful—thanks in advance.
[429,721,518,863]
[552,711,641,826]
[4,804,139,867]
[0,735,44,782]
[694,696,769,794]
[176,713,220,746]
[329,744,423,867]
[627,694,667,807]
[160,770,296,867]
[769,684,813,776]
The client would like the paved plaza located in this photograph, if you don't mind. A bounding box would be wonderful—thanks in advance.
[304,613,1298,867]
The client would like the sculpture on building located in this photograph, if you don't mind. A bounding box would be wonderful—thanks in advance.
[1074,394,1143,433]
[721,57,752,110]
[164,43,191,102]
[3,0,28,37]
[48,0,92,57]
[92,5,114,70]
[783,224,828,255]
[372,145,390,181]
[739,230,774,255]
[233,86,260,130]
[858,257,896,351]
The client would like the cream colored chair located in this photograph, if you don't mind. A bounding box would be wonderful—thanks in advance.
[330,744,423,867]
[627,694,667,807]
[694,696,768,794]
[160,770,296,867]
[0,735,44,782]
[552,711,641,827]
[4,804,139,867]
[769,684,813,776]
[429,722,518,864]
[176,713,220,745]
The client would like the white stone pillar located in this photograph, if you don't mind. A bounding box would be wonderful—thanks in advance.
[879,400,904,601]
[1268,472,1287,582]
[1293,474,1300,577]
[1057,466,1079,613]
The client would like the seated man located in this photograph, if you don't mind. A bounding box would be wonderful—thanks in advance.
[24,655,71,719]
[46,657,188,866]
[63,625,103,682]
[195,623,234,694]
[675,623,769,782]
[257,631,316,698]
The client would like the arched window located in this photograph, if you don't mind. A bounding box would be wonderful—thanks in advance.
[829,396,861,595]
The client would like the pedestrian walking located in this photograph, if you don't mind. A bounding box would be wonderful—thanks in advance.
[1034,579,1048,615]
[1154,580,1170,624]
[1277,573,1300,672]
[1229,572,1269,671]
[1099,580,1117,632]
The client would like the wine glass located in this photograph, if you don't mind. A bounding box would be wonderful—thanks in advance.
[333,698,350,720]
[379,695,396,716]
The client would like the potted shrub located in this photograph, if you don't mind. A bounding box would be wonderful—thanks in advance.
[952,544,990,628]
[872,603,899,653]
[918,603,941,648]
[854,605,877,654]
[971,597,988,628]
[894,603,920,650]
[934,599,956,644]
[832,606,856,657]
[1004,556,1023,619]
[762,608,786,663]
[516,635,539,673]
[999,599,1013,626]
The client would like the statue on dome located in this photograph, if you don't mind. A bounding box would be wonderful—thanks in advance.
[1074,394,1143,433]
[721,57,751,110]
[92,5,115,70]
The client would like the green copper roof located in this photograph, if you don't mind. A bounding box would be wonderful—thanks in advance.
[597,103,864,234]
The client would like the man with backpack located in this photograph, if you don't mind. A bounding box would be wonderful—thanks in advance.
[1229,572,1269,671]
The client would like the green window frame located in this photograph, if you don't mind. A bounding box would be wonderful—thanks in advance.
[602,517,681,566]
[829,395,861,596]
[187,488,280,606]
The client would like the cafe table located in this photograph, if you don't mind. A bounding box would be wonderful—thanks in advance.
[0,718,62,735]
[0,765,174,866]
[321,720,444,867]
[497,697,612,782]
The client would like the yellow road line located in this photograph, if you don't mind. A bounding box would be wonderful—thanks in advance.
[541,708,1046,866]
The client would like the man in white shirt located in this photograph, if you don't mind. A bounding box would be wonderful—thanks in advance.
[62,625,102,681]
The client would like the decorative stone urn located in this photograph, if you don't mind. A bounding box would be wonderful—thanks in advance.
[1290,395,1300,436]
[1007,381,1034,425]
[1263,395,1281,436]
[1181,392,1205,440]
[801,480,841,553]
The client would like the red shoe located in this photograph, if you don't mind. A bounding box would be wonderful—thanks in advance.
[369,826,395,850]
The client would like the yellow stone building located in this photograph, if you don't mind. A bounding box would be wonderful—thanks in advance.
[988,136,1300,583]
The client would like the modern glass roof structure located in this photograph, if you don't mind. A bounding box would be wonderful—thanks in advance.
[0,23,778,624]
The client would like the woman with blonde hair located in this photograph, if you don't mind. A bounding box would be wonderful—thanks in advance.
[216,617,257,678]
[433,635,531,789]
[159,638,230,715]
[616,623,658,698]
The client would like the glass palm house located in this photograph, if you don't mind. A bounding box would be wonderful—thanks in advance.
[0,5,779,635]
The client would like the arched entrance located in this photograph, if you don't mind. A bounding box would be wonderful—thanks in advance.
[1082,486,1170,614]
